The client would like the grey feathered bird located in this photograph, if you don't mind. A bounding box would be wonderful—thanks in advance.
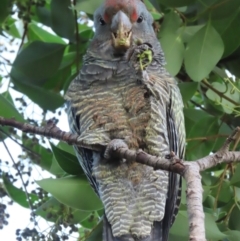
[65,0,185,240]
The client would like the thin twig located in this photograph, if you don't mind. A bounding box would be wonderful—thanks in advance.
[202,79,239,106]
[0,128,40,158]
[2,140,35,214]
[18,1,32,51]
[186,134,228,142]
[73,0,80,72]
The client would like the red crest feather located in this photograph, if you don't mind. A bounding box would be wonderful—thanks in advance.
[104,0,140,22]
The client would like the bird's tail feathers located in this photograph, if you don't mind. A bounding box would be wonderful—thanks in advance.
[103,215,163,241]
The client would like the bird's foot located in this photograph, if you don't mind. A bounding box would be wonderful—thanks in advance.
[104,139,128,161]
[128,43,153,71]
[166,151,183,165]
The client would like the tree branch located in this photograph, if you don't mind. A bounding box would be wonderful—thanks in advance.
[0,116,240,241]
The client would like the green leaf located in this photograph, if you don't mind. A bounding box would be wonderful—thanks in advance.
[206,82,239,114]
[35,3,52,27]
[224,230,240,241]
[3,17,21,38]
[85,221,103,241]
[144,0,163,20]
[49,155,66,176]
[221,12,240,57]
[186,116,219,159]
[3,173,38,208]
[76,0,103,15]
[159,11,182,33]
[37,176,103,211]
[43,66,72,92]
[213,11,240,57]
[159,11,184,75]
[0,0,11,24]
[158,0,196,7]
[205,213,227,239]
[80,211,100,229]
[229,206,240,231]
[57,141,76,155]
[28,23,66,44]
[51,0,75,41]
[50,143,83,175]
[178,82,198,103]
[178,25,204,43]
[210,0,240,20]
[0,92,23,121]
[11,80,64,111]
[12,41,66,83]
[211,180,233,204]
[59,52,76,70]
[184,108,210,123]
[230,164,240,187]
[170,211,226,240]
[184,22,224,82]
[22,138,53,172]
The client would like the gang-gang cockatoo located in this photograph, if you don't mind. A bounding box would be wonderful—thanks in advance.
[65,0,186,240]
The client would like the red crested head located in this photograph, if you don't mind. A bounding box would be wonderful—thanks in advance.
[104,0,139,22]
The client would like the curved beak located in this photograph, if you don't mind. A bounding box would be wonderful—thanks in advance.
[111,11,132,50]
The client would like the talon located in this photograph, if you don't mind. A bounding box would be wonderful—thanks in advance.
[166,151,182,165]
[104,139,128,161]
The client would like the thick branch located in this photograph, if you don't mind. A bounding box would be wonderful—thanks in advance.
[1,116,240,241]
[0,117,101,150]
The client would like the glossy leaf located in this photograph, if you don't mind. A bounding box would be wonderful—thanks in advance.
[57,141,76,155]
[230,164,240,187]
[229,206,240,231]
[11,80,64,111]
[0,92,23,121]
[211,180,233,204]
[210,0,240,20]
[37,176,103,211]
[35,2,52,27]
[178,82,198,103]
[170,211,226,240]
[206,82,239,114]
[186,116,219,159]
[184,22,224,82]
[50,143,83,175]
[28,23,66,44]
[178,25,204,43]
[3,17,22,38]
[12,41,66,83]
[213,11,240,57]
[51,0,75,41]
[0,0,11,24]
[22,138,53,173]
[159,11,184,75]
[144,0,163,20]
[85,221,103,241]
[224,230,240,241]
[76,0,103,15]
[80,211,100,229]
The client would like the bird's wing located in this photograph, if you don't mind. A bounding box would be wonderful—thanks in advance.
[162,82,186,240]
[66,100,99,194]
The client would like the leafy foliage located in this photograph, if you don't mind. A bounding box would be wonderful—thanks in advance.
[0,0,240,240]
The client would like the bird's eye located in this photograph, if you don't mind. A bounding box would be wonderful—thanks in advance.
[99,17,106,25]
[137,15,144,23]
